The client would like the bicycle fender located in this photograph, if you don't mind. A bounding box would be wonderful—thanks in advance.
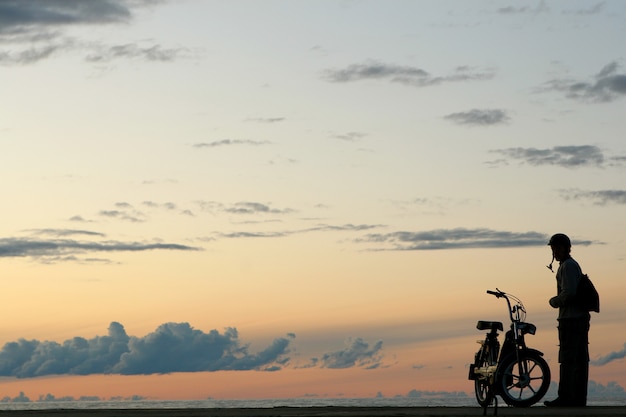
[498,348,545,365]
[521,348,545,357]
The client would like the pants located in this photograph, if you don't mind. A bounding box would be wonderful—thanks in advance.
[557,316,590,404]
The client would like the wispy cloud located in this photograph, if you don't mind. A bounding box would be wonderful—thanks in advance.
[331,131,367,142]
[496,1,550,15]
[592,342,626,366]
[0,322,294,377]
[323,61,494,87]
[245,117,285,124]
[489,145,618,168]
[216,223,383,240]
[559,189,626,205]
[0,236,200,262]
[540,61,626,103]
[444,109,510,126]
[224,202,293,215]
[355,228,570,251]
[562,2,606,15]
[26,228,106,238]
[85,43,185,63]
[192,139,271,148]
[0,0,185,66]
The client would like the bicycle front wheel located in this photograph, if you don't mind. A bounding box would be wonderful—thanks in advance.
[496,350,551,407]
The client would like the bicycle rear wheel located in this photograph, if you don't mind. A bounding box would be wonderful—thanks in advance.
[496,350,551,407]
[472,347,495,407]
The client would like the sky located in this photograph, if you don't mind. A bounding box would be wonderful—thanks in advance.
[1,0,625,402]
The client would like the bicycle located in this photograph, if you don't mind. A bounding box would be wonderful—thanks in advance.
[468,289,551,413]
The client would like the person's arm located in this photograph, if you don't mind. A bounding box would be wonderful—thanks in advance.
[549,261,580,308]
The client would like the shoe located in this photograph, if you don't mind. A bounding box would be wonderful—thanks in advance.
[544,398,574,407]
[544,397,585,407]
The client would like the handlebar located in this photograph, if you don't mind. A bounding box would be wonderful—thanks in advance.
[486,289,505,298]
[485,288,526,323]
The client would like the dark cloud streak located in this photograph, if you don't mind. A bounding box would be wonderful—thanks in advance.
[0,237,200,260]
[0,0,184,66]
[355,228,584,251]
[323,61,494,87]
[0,0,132,32]
[444,109,510,126]
[490,145,616,168]
[192,139,271,148]
[560,189,626,205]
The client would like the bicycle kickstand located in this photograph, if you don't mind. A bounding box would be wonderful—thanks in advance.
[482,387,498,416]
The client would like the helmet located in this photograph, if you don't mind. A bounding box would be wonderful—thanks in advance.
[548,233,571,248]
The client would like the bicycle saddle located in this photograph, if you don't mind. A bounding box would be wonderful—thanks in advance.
[476,320,503,331]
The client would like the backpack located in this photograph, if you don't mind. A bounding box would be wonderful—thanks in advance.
[576,274,600,313]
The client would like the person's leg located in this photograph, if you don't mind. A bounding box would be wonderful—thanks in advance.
[548,318,589,407]
[572,317,590,405]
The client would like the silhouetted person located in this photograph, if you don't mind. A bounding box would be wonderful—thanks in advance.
[544,233,590,407]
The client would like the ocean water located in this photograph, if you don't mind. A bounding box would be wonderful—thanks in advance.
[1,396,625,411]
[0,397,474,411]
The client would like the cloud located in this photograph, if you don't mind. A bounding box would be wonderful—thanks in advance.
[85,43,184,63]
[0,0,184,66]
[26,229,106,238]
[192,139,272,148]
[586,380,626,398]
[0,0,132,32]
[0,236,199,261]
[562,2,605,15]
[490,145,610,168]
[592,342,626,366]
[0,322,294,377]
[496,1,549,15]
[559,189,626,205]
[323,61,494,87]
[316,338,384,370]
[331,131,367,142]
[245,117,285,124]
[444,109,510,126]
[98,209,146,223]
[355,228,567,251]
[216,223,383,240]
[224,202,293,215]
[540,61,626,103]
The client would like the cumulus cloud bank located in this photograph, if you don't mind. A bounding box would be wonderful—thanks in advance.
[0,322,294,378]
[0,323,387,377]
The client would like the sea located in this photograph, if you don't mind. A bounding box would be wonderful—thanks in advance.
[0,397,625,411]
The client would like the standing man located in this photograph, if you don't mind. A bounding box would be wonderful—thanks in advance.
[544,233,590,407]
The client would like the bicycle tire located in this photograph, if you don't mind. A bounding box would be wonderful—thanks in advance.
[496,350,551,407]
[473,346,495,407]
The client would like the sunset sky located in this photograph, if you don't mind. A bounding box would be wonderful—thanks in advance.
[1,0,625,401]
